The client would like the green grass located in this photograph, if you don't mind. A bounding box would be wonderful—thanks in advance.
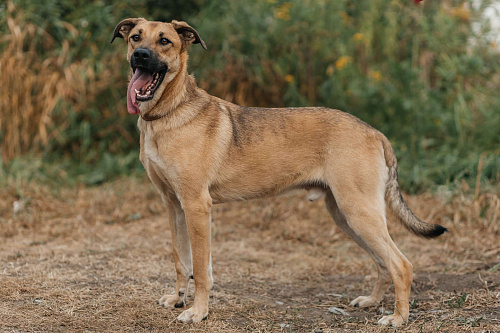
[0,152,143,188]
[446,293,467,308]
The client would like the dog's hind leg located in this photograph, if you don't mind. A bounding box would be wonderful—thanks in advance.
[325,154,413,327]
[325,191,390,308]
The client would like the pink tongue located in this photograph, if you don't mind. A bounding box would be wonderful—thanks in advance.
[127,68,154,115]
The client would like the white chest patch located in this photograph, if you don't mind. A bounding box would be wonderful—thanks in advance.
[143,129,165,167]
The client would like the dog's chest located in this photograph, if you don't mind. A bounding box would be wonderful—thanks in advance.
[140,126,179,185]
[142,129,163,166]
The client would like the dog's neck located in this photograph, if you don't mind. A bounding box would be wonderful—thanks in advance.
[139,52,202,126]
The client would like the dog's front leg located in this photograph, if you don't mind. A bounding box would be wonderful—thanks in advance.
[158,197,192,308]
[177,193,212,324]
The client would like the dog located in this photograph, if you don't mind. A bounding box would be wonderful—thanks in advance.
[111,18,447,326]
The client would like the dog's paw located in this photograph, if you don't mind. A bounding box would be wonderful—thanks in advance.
[158,294,185,309]
[177,306,208,323]
[349,295,380,308]
[378,314,405,327]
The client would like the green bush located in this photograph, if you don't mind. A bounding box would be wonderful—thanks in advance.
[0,0,498,192]
[189,0,500,192]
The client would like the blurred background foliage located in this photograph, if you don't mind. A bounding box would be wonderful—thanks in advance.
[0,0,498,192]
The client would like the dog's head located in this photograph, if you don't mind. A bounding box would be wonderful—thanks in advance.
[111,18,206,115]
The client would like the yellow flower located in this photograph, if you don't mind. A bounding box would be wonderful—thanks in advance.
[369,70,382,82]
[274,3,293,21]
[451,3,470,22]
[284,74,294,83]
[335,56,352,70]
[352,33,365,41]
[326,64,334,77]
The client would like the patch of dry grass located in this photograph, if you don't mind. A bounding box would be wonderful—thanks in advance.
[0,2,126,162]
[0,3,79,161]
[0,177,499,332]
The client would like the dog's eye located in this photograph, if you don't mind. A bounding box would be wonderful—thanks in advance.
[131,35,140,42]
[160,38,171,45]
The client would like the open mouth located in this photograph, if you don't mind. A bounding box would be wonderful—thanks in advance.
[127,68,166,115]
[134,70,166,101]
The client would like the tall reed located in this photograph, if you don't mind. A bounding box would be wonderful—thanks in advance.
[0,2,86,161]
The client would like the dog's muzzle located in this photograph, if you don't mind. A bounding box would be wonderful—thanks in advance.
[127,48,168,115]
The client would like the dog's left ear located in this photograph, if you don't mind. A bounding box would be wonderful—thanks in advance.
[172,20,207,50]
[111,18,145,43]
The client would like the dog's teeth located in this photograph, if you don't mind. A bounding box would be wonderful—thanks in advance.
[135,89,140,94]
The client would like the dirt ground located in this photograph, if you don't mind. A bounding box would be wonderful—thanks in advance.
[0,177,499,332]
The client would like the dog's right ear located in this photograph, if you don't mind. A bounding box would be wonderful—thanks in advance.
[111,18,145,44]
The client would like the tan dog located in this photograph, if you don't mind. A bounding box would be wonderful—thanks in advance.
[111,18,446,326]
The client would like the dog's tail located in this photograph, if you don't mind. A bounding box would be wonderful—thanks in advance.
[380,135,447,238]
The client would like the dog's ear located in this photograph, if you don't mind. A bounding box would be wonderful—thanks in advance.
[111,18,145,44]
[172,20,207,50]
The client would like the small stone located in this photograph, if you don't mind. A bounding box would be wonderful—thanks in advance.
[278,323,290,328]
[275,301,284,305]
[13,200,26,214]
[315,329,323,333]
[129,213,142,221]
[328,307,349,316]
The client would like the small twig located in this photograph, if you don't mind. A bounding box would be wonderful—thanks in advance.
[474,154,484,201]
[477,273,489,292]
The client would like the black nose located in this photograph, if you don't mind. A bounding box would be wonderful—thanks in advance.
[132,48,151,67]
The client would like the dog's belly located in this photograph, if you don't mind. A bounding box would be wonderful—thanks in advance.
[209,184,286,203]
[208,166,327,204]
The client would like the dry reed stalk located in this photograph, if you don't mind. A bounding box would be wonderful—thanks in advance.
[0,2,89,162]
